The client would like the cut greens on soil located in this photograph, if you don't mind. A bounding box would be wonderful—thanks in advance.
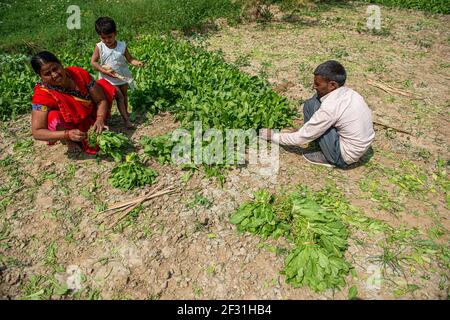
[109,153,158,191]
[230,186,352,292]
[140,134,176,165]
[88,130,132,163]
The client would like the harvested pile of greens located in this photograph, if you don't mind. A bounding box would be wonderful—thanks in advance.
[230,186,351,292]
[283,193,350,292]
[230,190,290,240]
[109,153,158,191]
[88,130,131,162]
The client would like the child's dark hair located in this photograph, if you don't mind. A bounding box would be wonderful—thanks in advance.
[95,17,116,35]
[30,51,61,74]
[314,60,347,86]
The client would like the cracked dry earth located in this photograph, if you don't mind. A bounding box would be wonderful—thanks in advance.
[1,3,449,299]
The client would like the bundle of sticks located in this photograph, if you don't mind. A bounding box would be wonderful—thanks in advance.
[102,65,130,82]
[97,184,177,229]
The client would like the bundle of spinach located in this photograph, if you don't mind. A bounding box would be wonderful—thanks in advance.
[283,244,351,292]
[90,130,131,162]
[109,153,158,191]
[282,194,351,292]
[230,187,352,293]
[229,190,291,240]
[140,134,175,165]
[87,127,99,148]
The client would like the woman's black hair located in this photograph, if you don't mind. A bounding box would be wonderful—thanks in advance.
[314,60,347,86]
[95,17,117,35]
[30,51,61,74]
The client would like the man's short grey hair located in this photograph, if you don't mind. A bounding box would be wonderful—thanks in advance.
[313,60,347,86]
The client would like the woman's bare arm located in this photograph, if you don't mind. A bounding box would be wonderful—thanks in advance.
[31,110,86,142]
[89,83,109,133]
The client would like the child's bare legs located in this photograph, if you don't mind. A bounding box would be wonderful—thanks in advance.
[115,84,134,128]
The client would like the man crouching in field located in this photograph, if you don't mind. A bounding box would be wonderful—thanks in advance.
[260,60,375,168]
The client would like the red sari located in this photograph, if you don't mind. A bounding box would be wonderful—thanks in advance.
[31,66,116,154]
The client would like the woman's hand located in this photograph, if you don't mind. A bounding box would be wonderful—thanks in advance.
[67,129,86,142]
[92,118,108,134]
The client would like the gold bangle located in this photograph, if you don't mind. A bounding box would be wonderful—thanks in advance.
[64,130,71,141]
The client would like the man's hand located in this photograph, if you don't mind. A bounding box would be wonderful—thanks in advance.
[259,128,273,141]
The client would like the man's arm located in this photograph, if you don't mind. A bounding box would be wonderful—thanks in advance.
[269,108,336,146]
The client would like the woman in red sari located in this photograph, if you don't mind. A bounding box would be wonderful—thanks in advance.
[31,51,117,154]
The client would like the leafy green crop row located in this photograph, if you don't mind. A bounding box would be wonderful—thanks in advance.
[0,55,36,121]
[361,0,450,14]
[132,36,297,180]
[131,36,296,131]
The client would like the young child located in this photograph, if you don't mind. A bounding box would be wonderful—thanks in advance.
[90,16,143,128]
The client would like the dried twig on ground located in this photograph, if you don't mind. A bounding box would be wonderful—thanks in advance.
[97,184,178,228]
[373,120,413,135]
[98,184,163,215]
[367,79,423,99]
[106,202,141,230]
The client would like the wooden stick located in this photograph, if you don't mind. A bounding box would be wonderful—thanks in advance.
[367,79,422,99]
[98,187,177,223]
[106,202,141,230]
[96,185,167,221]
[106,187,177,229]
[373,120,413,135]
[98,184,165,214]
[98,202,135,221]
